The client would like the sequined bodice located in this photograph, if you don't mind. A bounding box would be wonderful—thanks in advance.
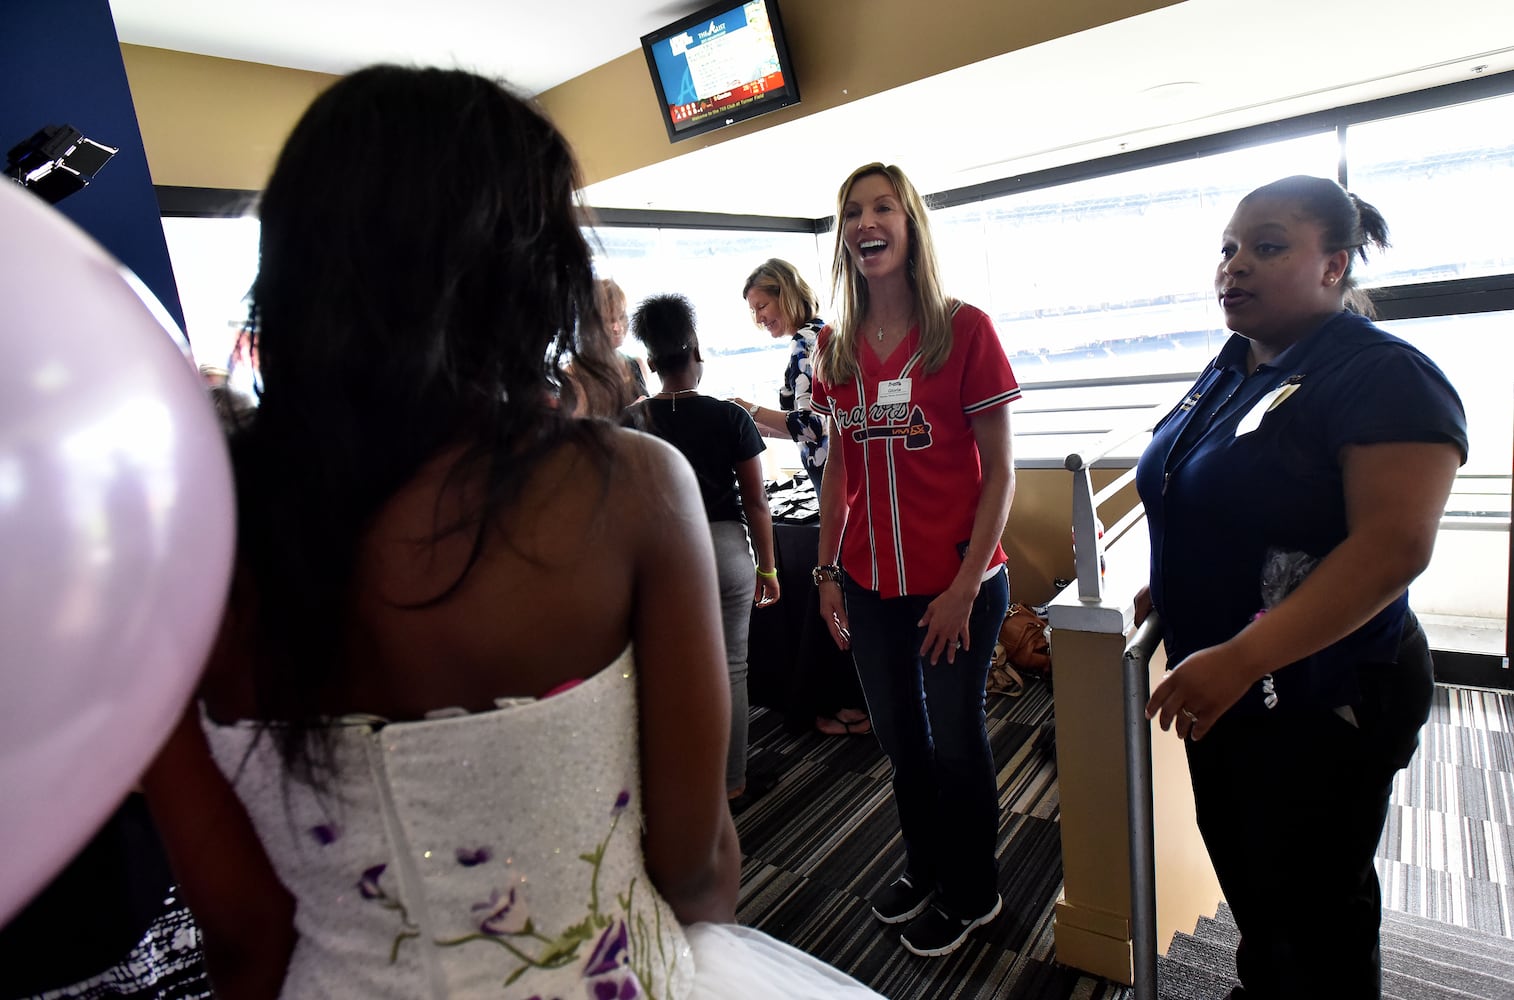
[201,647,694,998]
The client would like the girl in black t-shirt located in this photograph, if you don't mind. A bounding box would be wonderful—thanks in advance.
[628,294,779,801]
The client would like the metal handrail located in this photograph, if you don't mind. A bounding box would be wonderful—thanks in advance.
[1123,611,1163,1000]
[1064,401,1173,602]
[1063,422,1156,475]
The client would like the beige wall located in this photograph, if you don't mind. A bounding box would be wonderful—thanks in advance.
[539,0,1179,188]
[1050,621,1225,983]
[1004,466,1140,608]
[120,45,335,190]
[121,0,1177,192]
[1051,624,1138,983]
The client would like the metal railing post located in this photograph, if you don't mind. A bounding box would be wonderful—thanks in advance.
[1124,612,1163,1000]
[1067,461,1103,602]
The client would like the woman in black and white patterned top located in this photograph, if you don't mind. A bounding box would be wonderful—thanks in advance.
[731,258,829,491]
[732,259,869,739]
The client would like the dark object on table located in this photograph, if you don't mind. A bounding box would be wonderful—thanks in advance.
[767,474,818,525]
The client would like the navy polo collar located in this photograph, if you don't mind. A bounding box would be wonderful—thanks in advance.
[1214,311,1349,377]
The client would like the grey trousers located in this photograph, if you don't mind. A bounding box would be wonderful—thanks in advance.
[710,520,754,792]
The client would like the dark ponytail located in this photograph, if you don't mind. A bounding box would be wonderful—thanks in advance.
[1242,175,1392,317]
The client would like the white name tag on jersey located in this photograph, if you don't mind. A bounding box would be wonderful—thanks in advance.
[877,378,912,405]
[1234,382,1301,437]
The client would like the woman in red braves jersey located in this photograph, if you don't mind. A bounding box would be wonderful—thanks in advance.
[809,162,1019,958]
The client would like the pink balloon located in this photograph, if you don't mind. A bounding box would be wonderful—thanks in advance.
[0,183,235,925]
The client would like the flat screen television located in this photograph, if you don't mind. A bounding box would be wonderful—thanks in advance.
[640,0,800,144]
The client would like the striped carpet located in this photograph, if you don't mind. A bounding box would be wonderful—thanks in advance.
[1158,902,1514,999]
[734,682,1514,998]
[734,681,1133,999]
[1377,685,1514,937]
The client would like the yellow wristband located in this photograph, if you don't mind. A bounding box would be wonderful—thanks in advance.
[756,567,778,579]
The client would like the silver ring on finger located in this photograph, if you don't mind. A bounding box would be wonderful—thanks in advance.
[1180,708,1199,723]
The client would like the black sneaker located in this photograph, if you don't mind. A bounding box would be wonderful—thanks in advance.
[871,875,934,924]
[900,894,1002,957]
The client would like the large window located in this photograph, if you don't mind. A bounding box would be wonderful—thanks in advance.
[933,133,1344,464]
[916,88,1511,650]
[159,73,1514,646]
[160,216,259,368]
[1348,92,1514,286]
[161,85,1514,477]
[586,225,824,406]
[160,215,829,475]
[937,132,1340,370]
[1381,310,1512,511]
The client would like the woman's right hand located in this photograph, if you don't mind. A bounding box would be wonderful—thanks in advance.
[819,581,850,650]
[1134,585,1152,627]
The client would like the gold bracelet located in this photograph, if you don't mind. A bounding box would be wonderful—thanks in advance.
[756,567,778,579]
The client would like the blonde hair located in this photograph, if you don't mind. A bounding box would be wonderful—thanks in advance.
[594,277,627,321]
[741,258,820,334]
[823,163,954,386]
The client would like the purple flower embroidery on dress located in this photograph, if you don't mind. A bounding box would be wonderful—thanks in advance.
[428,793,667,993]
[309,823,340,846]
[456,845,493,867]
[583,920,628,976]
[358,864,387,900]
[472,887,528,936]
[583,920,642,999]
[356,863,419,962]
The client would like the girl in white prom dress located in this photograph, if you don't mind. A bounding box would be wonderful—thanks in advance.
[142,64,882,1000]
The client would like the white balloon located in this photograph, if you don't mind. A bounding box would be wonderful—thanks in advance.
[0,182,235,925]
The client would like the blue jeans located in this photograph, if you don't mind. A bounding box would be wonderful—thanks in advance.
[843,566,1008,917]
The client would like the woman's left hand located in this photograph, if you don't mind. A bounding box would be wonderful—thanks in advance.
[1145,641,1257,741]
[918,583,977,665]
[754,573,780,607]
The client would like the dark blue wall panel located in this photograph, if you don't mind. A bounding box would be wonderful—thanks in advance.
[3,0,187,334]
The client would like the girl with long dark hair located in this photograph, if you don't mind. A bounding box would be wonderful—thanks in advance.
[143,65,881,999]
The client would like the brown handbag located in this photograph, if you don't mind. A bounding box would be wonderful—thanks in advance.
[992,603,1052,691]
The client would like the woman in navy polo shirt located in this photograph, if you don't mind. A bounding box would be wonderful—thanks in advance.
[1136,175,1467,999]
[810,163,1019,959]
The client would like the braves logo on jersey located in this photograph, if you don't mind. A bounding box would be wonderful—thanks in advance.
[834,403,933,450]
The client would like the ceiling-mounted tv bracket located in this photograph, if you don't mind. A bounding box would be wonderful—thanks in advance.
[4,125,119,205]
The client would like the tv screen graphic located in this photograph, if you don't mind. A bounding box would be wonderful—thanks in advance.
[641,0,800,144]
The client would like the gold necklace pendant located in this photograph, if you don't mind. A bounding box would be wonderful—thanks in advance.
[656,387,697,411]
